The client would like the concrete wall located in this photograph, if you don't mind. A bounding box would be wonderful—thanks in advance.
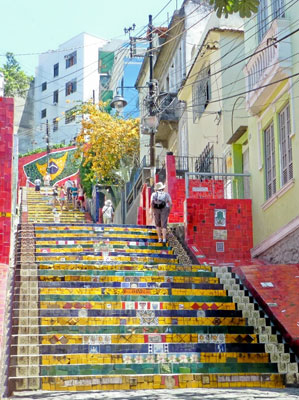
[16,81,35,154]
[258,228,299,264]
[125,194,140,225]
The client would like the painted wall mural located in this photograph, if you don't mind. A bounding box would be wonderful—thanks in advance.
[18,146,81,187]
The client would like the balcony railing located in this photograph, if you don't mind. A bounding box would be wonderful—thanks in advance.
[175,155,224,178]
[244,18,292,113]
[185,172,251,200]
[158,93,181,122]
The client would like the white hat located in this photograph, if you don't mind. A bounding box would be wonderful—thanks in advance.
[105,199,112,206]
[155,182,165,191]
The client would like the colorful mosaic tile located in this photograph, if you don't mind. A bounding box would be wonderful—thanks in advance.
[10,212,287,392]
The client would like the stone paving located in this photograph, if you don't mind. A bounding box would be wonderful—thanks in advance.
[8,387,299,400]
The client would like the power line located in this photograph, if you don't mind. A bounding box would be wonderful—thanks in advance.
[181,26,299,91]
[184,72,299,110]
[166,0,297,93]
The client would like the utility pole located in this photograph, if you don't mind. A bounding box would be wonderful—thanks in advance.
[46,120,50,172]
[148,15,155,176]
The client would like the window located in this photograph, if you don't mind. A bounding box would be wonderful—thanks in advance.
[65,108,76,124]
[273,0,285,18]
[264,123,276,199]
[192,65,211,122]
[257,0,268,42]
[53,63,59,77]
[53,118,58,132]
[41,109,47,119]
[53,90,59,104]
[41,82,47,91]
[258,0,286,43]
[65,51,77,68]
[279,103,293,185]
[65,79,77,96]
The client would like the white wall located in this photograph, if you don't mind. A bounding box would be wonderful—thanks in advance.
[34,33,107,149]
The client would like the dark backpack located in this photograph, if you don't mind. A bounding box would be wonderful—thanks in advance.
[152,191,166,209]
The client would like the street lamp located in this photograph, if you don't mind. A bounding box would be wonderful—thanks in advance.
[110,94,127,113]
[142,115,159,133]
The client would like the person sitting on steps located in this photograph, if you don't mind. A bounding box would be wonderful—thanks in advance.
[150,182,172,244]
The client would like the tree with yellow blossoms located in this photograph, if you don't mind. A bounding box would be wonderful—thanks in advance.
[76,102,140,187]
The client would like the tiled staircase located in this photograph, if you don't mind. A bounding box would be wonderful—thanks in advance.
[8,188,298,394]
[21,187,85,224]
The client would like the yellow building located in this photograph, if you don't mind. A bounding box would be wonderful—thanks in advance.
[242,0,299,262]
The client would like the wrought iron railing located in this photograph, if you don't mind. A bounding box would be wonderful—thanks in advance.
[175,156,224,178]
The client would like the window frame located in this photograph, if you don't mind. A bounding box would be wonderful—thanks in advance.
[264,122,276,200]
[279,103,293,186]
[273,0,285,19]
[53,63,59,77]
[41,109,47,119]
[53,118,58,132]
[65,79,77,96]
[65,108,76,124]
[41,82,47,91]
[53,90,59,104]
[192,64,211,122]
[257,0,269,43]
[65,51,77,69]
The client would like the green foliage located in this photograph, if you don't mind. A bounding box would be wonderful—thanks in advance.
[79,161,93,198]
[0,52,33,98]
[209,0,259,18]
[19,143,67,158]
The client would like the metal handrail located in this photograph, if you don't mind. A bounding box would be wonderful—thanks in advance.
[185,171,251,199]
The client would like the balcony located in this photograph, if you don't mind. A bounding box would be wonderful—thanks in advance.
[155,93,182,147]
[244,18,292,114]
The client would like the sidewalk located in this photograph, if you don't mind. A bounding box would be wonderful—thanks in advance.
[9,387,299,400]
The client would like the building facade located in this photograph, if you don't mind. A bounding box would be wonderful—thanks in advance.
[178,11,247,179]
[243,0,299,263]
[34,33,107,149]
[136,0,213,162]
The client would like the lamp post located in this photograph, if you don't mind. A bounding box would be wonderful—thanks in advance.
[46,120,50,172]
[110,15,158,184]
[148,14,155,174]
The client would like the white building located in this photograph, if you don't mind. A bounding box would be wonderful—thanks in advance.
[34,32,107,148]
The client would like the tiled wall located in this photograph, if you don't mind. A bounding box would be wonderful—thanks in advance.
[0,97,13,265]
[18,146,78,187]
[185,198,253,263]
[235,264,299,355]
[165,155,224,224]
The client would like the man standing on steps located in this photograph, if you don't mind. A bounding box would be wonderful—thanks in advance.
[34,177,41,192]
[150,182,172,244]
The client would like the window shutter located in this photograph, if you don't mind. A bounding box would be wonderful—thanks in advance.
[264,123,276,199]
[279,103,293,185]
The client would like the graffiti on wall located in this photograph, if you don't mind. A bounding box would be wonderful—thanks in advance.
[23,148,81,185]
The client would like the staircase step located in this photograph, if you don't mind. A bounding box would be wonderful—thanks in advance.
[9,206,289,393]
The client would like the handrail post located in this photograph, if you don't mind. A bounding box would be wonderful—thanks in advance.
[185,172,190,199]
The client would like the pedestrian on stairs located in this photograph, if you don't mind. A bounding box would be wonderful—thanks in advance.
[64,178,73,202]
[150,182,172,244]
[102,199,114,224]
[43,172,51,187]
[34,177,41,192]
[71,182,79,210]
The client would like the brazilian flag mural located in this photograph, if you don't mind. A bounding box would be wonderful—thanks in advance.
[23,148,81,185]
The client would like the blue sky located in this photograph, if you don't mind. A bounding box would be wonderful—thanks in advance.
[0,0,178,76]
